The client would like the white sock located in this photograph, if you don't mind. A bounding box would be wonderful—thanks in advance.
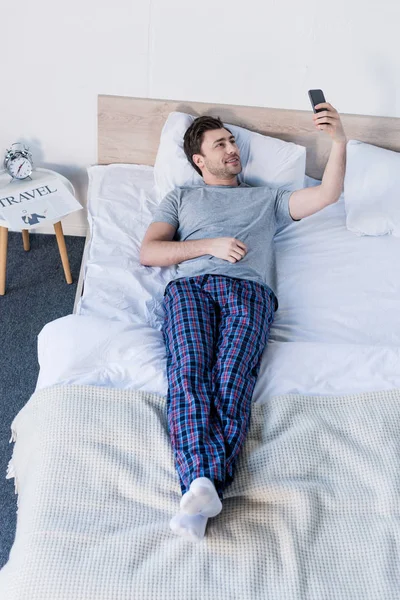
[169,512,208,542]
[180,477,223,518]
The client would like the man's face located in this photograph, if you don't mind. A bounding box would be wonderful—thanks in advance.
[193,128,242,179]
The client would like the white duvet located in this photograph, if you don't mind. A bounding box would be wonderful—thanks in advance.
[36,314,400,402]
[36,166,400,398]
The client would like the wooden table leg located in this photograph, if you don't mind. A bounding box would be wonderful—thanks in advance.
[22,229,30,251]
[0,226,8,295]
[53,221,72,284]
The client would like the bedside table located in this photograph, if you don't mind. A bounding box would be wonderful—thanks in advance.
[0,167,82,295]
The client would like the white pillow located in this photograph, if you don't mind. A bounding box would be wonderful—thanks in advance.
[79,164,175,330]
[154,111,306,200]
[344,140,400,237]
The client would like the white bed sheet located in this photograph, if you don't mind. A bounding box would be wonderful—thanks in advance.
[273,195,400,346]
[77,164,400,345]
[35,164,400,398]
[36,313,400,402]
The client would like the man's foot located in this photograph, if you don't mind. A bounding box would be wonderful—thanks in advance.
[169,513,208,542]
[180,477,223,518]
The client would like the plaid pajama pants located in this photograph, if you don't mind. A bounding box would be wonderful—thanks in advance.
[162,274,275,502]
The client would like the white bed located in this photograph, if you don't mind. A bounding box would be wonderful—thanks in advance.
[2,97,400,599]
[35,165,400,399]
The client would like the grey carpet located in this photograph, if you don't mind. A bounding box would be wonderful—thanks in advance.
[0,230,86,569]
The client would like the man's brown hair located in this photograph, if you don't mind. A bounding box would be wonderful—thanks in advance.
[183,116,232,177]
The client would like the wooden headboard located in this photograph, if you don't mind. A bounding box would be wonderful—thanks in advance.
[98,95,400,180]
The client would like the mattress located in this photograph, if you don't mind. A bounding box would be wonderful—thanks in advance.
[35,164,400,398]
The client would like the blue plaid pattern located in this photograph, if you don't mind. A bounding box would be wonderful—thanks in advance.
[162,274,275,501]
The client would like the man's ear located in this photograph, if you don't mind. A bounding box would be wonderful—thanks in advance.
[193,153,204,172]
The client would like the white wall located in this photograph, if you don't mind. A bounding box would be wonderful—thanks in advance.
[1,0,399,236]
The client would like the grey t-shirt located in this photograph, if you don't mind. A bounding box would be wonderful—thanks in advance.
[151,182,300,311]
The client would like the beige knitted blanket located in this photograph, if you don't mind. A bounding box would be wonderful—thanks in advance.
[1,384,399,599]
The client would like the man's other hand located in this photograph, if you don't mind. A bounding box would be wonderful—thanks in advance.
[208,237,247,263]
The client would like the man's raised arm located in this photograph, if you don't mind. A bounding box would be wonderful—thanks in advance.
[289,103,347,220]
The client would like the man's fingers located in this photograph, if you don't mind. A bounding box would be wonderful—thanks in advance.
[314,115,336,124]
[313,111,337,120]
[314,102,334,112]
[230,250,243,261]
[235,240,247,252]
[234,246,246,257]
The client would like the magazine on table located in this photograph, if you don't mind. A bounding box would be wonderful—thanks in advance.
[0,173,82,230]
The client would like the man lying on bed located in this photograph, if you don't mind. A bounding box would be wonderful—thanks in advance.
[140,103,346,542]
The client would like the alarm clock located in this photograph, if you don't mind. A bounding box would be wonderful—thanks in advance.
[4,143,34,180]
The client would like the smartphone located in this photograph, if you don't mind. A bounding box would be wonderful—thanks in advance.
[308,89,326,113]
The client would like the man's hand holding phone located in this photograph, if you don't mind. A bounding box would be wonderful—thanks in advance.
[308,89,346,144]
[313,103,346,143]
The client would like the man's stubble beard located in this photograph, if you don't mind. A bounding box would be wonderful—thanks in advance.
[203,157,242,179]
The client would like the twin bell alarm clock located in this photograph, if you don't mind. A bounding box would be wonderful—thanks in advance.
[3,143,34,180]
